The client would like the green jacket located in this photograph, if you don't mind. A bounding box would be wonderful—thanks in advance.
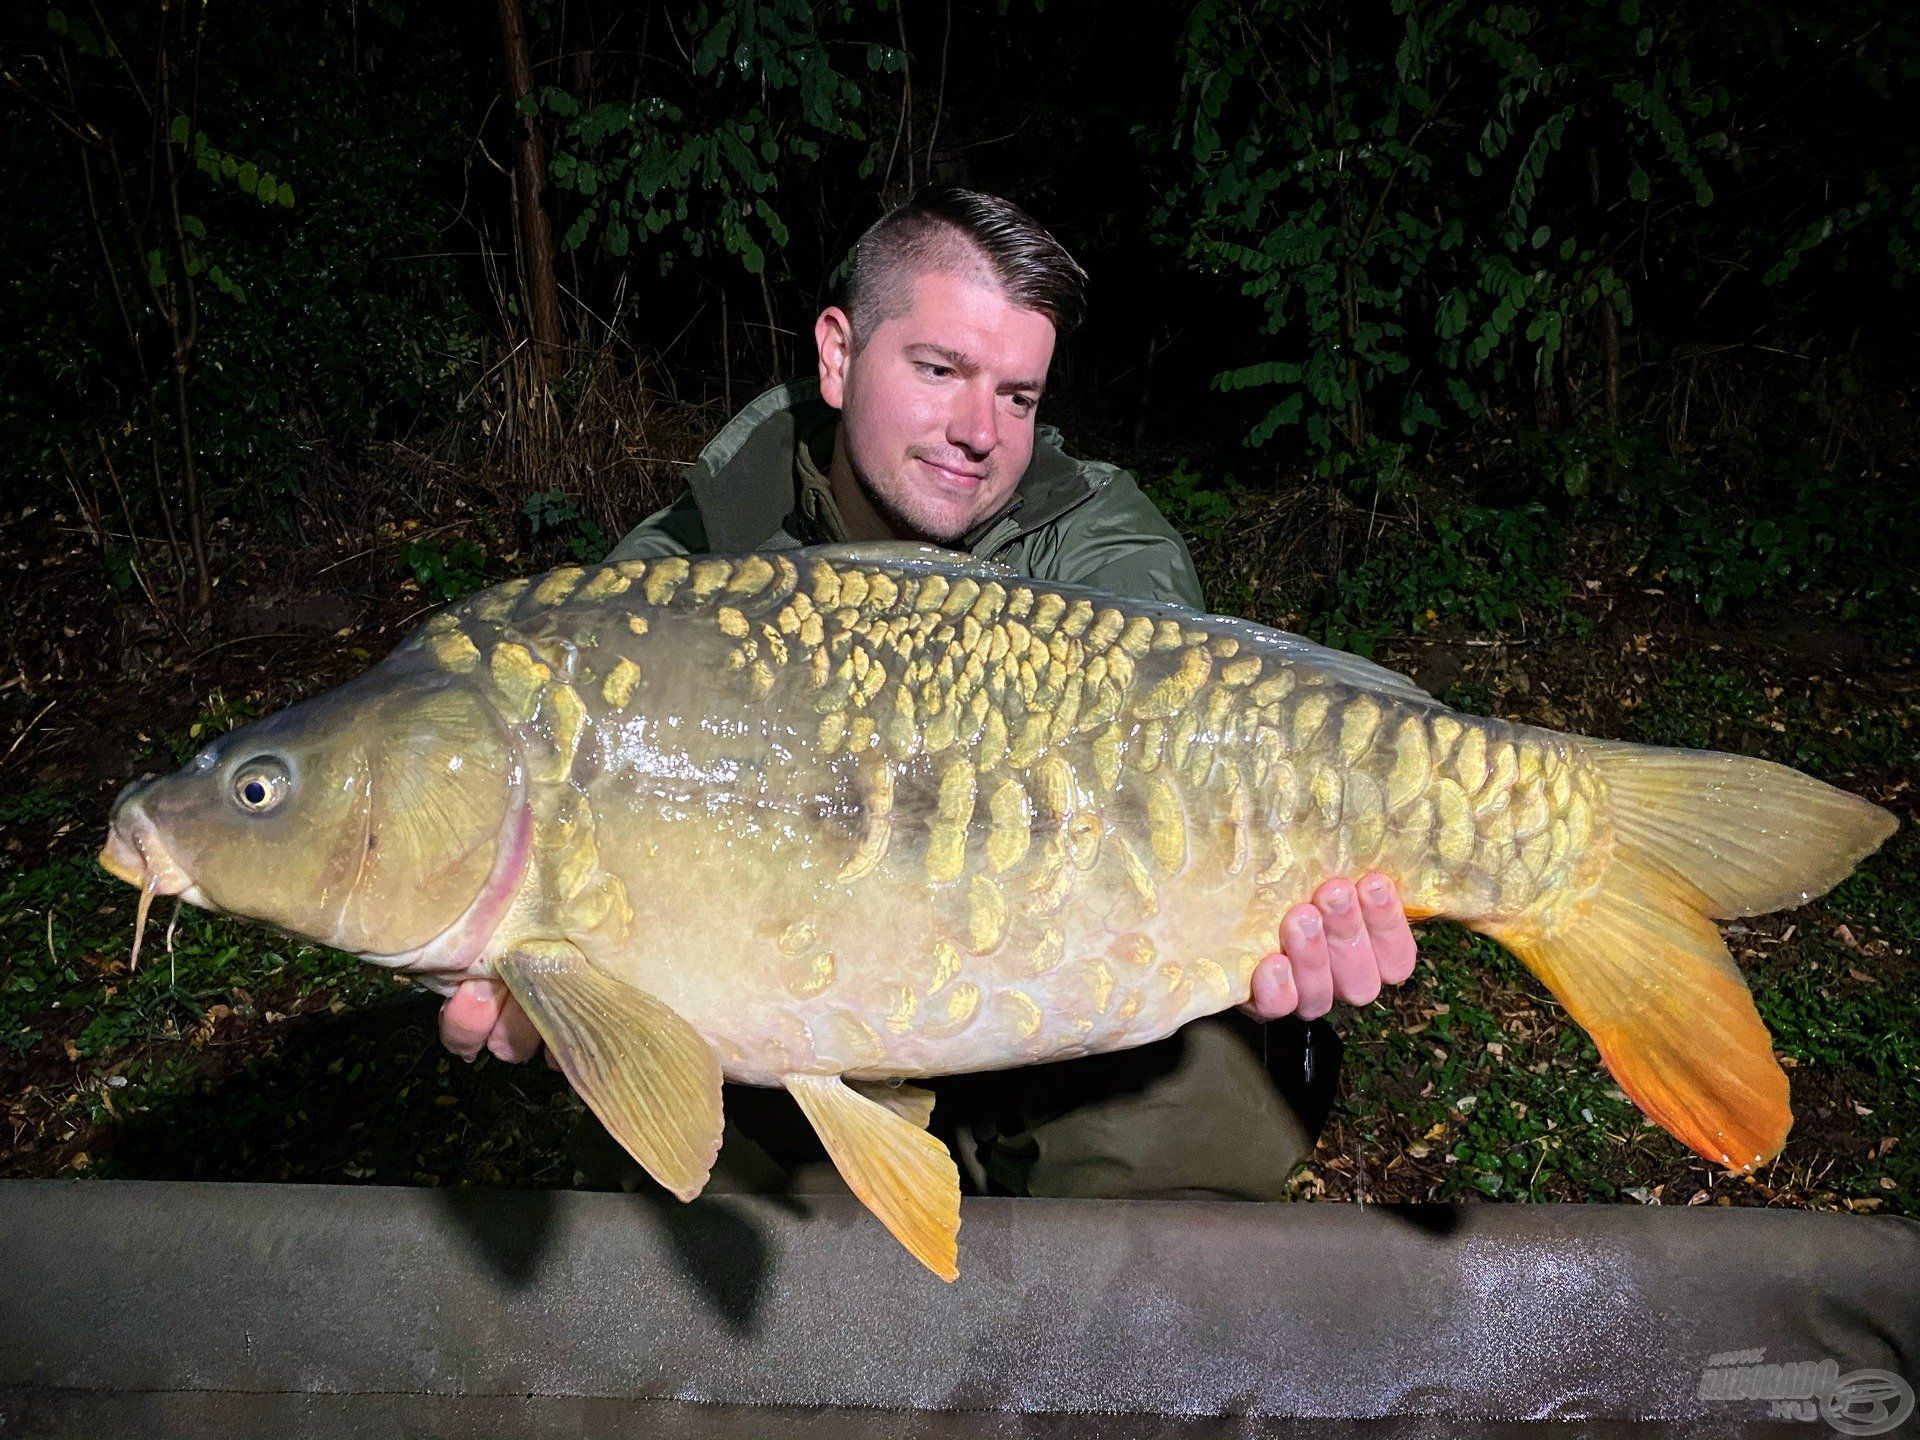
[606,379,1206,611]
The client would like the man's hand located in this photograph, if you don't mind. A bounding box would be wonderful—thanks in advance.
[439,978,554,1066]
[1241,873,1419,1021]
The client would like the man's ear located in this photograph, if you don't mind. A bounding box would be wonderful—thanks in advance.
[816,306,853,409]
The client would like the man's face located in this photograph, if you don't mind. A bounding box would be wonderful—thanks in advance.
[817,270,1057,544]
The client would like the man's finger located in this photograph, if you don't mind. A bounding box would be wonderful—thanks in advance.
[1359,872,1419,986]
[1315,876,1381,1007]
[487,992,544,1063]
[1281,903,1334,1019]
[1243,951,1300,1021]
[440,978,506,1062]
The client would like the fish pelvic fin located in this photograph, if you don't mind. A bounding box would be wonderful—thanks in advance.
[786,1073,960,1282]
[497,941,723,1201]
[1492,743,1894,1175]
[851,1079,938,1129]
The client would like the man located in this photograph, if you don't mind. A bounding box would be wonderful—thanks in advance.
[442,187,1419,1199]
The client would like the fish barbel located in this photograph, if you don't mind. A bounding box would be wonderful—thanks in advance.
[100,545,1896,1278]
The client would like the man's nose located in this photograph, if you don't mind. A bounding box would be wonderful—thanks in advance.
[948,380,998,458]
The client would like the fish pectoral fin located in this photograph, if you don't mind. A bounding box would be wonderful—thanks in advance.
[785,1074,960,1282]
[850,1079,937,1129]
[497,941,723,1202]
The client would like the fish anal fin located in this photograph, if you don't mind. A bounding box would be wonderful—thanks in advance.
[497,941,723,1201]
[786,1073,960,1281]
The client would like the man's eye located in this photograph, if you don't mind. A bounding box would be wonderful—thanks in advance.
[1009,394,1037,412]
[918,362,953,378]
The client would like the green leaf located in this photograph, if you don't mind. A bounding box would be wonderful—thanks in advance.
[1214,360,1303,391]
[1246,390,1305,447]
[168,114,190,145]
[1628,167,1651,202]
[237,161,258,195]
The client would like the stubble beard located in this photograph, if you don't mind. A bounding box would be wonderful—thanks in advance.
[854,452,984,547]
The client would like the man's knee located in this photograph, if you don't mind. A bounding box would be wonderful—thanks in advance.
[985,1018,1319,1202]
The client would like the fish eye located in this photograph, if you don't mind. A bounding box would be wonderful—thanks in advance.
[231,757,291,814]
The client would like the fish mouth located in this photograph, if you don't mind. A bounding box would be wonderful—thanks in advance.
[99,792,192,897]
[100,790,197,970]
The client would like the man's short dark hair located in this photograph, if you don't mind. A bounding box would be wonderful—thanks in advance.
[842,187,1089,349]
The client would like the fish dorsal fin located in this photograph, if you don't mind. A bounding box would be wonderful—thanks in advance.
[497,941,724,1201]
[786,1073,960,1280]
[806,541,1015,575]
[1206,618,1437,706]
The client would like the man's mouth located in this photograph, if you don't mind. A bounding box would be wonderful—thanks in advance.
[917,455,988,490]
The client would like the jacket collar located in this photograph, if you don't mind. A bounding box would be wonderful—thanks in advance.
[688,377,1096,555]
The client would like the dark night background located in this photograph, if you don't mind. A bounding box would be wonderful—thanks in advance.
[0,0,1914,1211]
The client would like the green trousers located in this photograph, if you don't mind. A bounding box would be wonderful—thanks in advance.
[571,1014,1336,1202]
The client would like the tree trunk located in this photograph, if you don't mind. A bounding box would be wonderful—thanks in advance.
[1587,143,1622,431]
[496,0,566,381]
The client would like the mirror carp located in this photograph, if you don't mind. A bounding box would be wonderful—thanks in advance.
[100,546,1897,1278]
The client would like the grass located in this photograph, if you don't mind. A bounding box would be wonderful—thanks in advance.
[1313,924,1654,1204]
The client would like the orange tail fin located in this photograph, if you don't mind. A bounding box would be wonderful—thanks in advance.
[1489,741,1895,1172]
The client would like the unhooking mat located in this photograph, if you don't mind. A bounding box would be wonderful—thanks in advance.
[0,1179,1914,1438]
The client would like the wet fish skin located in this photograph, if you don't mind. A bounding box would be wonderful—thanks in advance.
[412,552,1592,1086]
